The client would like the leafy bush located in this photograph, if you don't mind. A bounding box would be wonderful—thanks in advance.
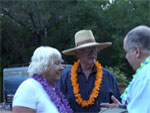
[105,66,128,84]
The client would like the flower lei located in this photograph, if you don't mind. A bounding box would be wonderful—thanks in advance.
[32,74,73,113]
[121,56,150,104]
[71,60,103,107]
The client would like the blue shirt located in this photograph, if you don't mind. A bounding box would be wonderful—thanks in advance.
[126,58,150,113]
[58,65,121,112]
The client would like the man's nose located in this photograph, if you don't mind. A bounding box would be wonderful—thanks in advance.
[89,49,97,54]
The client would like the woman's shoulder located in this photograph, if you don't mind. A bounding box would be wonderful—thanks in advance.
[17,78,41,91]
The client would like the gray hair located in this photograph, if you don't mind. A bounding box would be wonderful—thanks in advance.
[125,25,150,52]
[28,46,62,77]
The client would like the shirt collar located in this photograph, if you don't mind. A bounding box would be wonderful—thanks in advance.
[138,56,150,71]
[77,64,97,74]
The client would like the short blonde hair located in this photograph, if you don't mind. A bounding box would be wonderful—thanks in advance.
[28,46,62,77]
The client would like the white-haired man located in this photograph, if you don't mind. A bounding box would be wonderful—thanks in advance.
[58,30,121,112]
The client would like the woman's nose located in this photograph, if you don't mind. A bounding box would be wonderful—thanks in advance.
[59,64,64,70]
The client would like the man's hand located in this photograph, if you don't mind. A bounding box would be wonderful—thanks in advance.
[100,95,121,108]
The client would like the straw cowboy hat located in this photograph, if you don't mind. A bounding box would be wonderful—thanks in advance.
[62,30,112,55]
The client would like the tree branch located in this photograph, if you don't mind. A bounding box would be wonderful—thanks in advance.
[2,8,33,33]
[1,30,29,62]
[28,12,37,30]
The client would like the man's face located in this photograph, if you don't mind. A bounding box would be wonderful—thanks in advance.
[123,38,138,71]
[76,47,97,66]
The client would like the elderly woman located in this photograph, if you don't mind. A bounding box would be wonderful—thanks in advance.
[12,46,72,113]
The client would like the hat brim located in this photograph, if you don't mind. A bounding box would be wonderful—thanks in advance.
[62,42,112,55]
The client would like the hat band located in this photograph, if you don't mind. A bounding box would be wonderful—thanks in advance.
[76,39,95,47]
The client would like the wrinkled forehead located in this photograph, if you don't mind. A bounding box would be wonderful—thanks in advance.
[79,46,97,51]
[123,37,128,48]
[53,54,62,62]
[123,37,132,52]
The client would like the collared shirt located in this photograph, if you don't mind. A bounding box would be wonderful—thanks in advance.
[126,59,150,113]
[58,65,121,112]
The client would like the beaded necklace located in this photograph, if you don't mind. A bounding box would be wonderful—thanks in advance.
[32,74,73,113]
[121,56,150,104]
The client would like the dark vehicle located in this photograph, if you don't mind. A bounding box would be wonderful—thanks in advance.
[3,66,29,105]
[2,64,71,106]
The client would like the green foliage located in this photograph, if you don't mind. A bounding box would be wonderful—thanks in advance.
[105,66,128,84]
[1,0,149,101]
[1,0,150,72]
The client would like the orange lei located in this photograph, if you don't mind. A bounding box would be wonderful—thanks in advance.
[71,60,103,107]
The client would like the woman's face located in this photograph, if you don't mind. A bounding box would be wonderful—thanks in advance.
[43,56,64,84]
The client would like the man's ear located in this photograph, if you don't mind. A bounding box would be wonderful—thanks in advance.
[75,51,79,58]
[134,45,141,58]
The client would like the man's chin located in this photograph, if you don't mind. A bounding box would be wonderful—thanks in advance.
[88,58,96,63]
[86,60,96,66]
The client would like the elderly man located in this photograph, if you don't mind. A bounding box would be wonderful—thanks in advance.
[100,25,150,113]
[58,30,121,112]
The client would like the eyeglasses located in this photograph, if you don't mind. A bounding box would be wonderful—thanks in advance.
[84,47,97,54]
